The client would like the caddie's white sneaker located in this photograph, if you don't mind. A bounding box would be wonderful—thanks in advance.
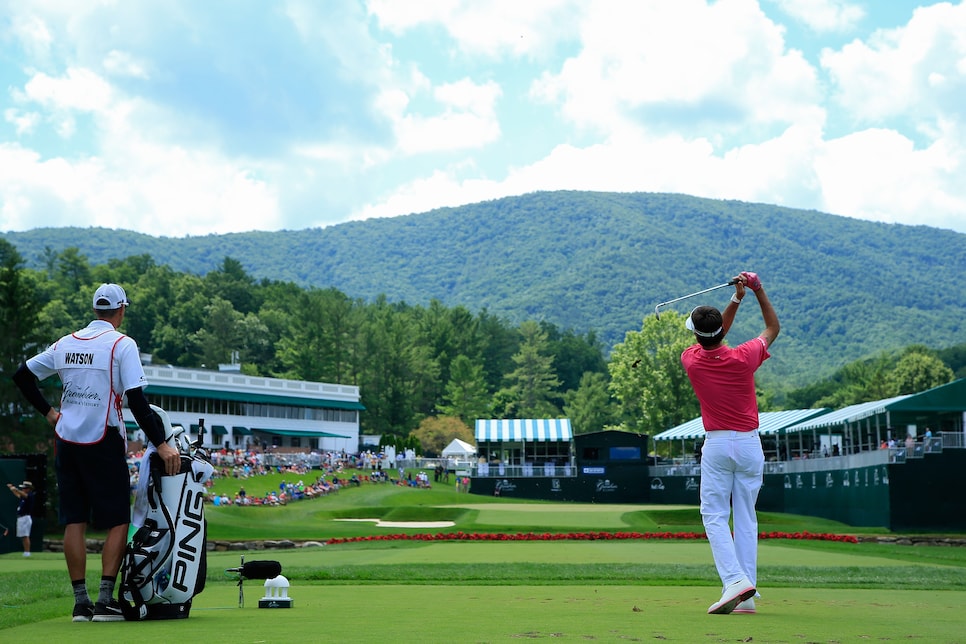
[733,598,756,614]
[708,577,755,615]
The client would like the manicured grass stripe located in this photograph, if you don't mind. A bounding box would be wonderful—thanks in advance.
[4,584,966,643]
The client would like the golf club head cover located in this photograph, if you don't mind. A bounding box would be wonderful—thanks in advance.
[740,271,762,292]
[226,560,282,580]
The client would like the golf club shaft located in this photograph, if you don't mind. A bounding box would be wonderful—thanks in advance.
[655,278,739,317]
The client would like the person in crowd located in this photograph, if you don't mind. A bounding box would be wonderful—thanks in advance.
[6,480,36,556]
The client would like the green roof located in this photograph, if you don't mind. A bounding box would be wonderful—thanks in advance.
[144,384,365,410]
[233,426,252,435]
[254,428,351,439]
[887,378,965,413]
[211,425,228,435]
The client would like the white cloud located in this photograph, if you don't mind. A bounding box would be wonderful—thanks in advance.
[769,0,865,33]
[3,108,40,135]
[393,79,503,154]
[821,2,966,123]
[1,65,281,236]
[10,14,54,60]
[102,49,150,79]
[817,122,966,230]
[0,132,281,236]
[21,67,114,114]
[2,1,965,237]
[532,0,820,139]
[368,0,582,59]
[350,167,495,221]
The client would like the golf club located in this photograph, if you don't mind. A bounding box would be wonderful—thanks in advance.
[654,278,739,319]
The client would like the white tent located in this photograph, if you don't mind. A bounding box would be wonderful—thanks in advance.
[441,438,476,458]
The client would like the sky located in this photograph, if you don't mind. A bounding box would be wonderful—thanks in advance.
[1,0,965,237]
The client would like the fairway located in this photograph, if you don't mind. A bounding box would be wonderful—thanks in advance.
[5,484,965,642]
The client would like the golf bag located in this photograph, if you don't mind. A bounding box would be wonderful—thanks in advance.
[121,406,214,620]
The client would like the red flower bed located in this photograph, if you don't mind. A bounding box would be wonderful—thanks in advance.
[324,530,858,545]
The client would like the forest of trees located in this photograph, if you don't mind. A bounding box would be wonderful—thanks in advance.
[0,239,961,458]
[6,191,966,390]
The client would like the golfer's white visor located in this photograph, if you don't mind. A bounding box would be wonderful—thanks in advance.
[685,308,722,338]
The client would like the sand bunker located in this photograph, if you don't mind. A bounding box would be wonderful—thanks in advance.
[334,518,455,528]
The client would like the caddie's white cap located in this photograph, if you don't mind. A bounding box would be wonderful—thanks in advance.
[92,283,129,310]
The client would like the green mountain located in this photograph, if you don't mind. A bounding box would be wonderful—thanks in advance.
[4,191,964,387]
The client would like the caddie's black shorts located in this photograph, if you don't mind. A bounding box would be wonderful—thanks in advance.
[55,430,130,529]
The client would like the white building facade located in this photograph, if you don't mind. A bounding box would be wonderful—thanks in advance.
[124,364,363,454]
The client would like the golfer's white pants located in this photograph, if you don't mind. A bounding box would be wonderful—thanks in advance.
[700,429,764,589]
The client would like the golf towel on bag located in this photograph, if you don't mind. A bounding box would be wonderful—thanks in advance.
[122,406,214,620]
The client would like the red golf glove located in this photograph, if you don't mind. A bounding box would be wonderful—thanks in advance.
[741,271,762,292]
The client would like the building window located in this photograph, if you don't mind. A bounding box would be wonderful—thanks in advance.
[149,394,357,425]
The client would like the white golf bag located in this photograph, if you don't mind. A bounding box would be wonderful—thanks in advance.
[121,406,214,620]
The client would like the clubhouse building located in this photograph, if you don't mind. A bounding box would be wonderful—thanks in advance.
[124,362,363,454]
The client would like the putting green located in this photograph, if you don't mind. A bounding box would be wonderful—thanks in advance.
[455,503,691,528]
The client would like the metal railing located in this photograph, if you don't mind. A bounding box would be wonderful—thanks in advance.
[653,432,965,475]
[472,462,577,478]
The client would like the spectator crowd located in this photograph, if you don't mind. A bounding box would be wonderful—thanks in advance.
[126,447,438,508]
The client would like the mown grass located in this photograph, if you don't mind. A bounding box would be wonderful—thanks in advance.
[3,468,964,635]
[197,468,891,540]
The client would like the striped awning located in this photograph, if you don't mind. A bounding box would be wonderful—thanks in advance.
[783,395,911,433]
[475,419,572,442]
[653,409,832,441]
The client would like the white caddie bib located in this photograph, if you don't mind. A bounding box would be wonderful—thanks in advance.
[27,320,146,444]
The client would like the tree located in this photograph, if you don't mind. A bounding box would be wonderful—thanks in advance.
[150,273,209,366]
[496,321,561,418]
[204,256,260,314]
[409,416,474,457]
[413,301,485,412]
[236,313,275,375]
[476,308,519,392]
[813,353,898,408]
[608,311,699,435]
[275,287,361,383]
[0,240,47,450]
[889,346,954,395]
[542,323,608,395]
[438,354,491,423]
[356,297,439,436]
[192,297,243,369]
[563,371,618,434]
